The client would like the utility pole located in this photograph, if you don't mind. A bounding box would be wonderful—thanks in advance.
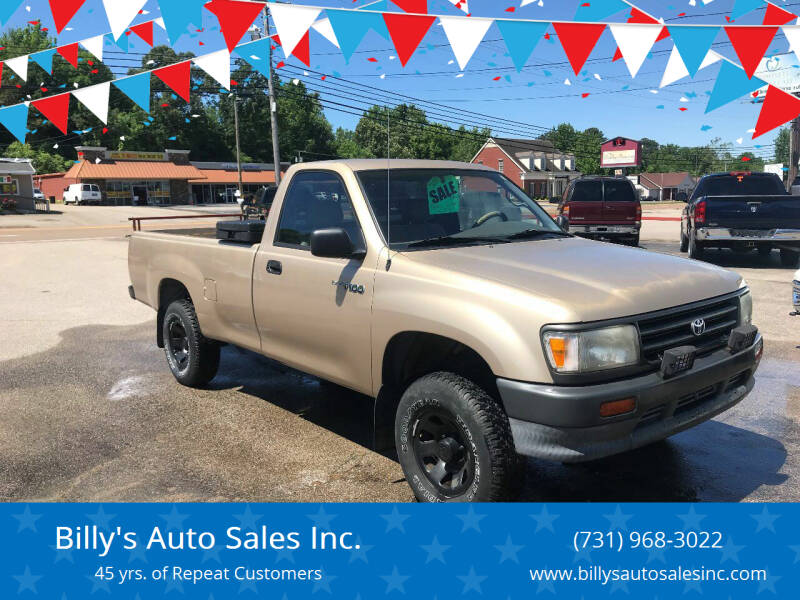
[233,95,244,201]
[263,6,282,186]
[789,117,800,190]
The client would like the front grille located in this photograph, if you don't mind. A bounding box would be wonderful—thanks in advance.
[674,384,718,416]
[637,295,740,364]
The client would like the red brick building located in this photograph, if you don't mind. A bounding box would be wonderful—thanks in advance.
[471,137,580,199]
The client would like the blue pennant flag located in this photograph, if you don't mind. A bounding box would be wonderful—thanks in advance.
[496,21,549,73]
[158,0,206,45]
[234,38,270,78]
[0,104,29,143]
[706,60,766,113]
[574,0,628,21]
[0,0,24,25]
[731,0,764,20]
[114,73,151,113]
[327,9,389,63]
[105,33,128,53]
[670,26,720,78]
[30,49,56,74]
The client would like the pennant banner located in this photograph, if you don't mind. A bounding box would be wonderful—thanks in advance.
[668,26,720,78]
[609,23,662,78]
[158,0,207,45]
[327,9,388,63]
[153,61,192,103]
[268,3,321,58]
[763,3,798,26]
[48,0,86,34]
[114,72,151,113]
[72,82,111,124]
[496,20,549,73]
[80,35,104,62]
[206,0,268,54]
[312,18,340,49]
[384,13,436,67]
[5,55,29,82]
[194,49,232,90]
[660,46,721,88]
[439,16,492,71]
[57,43,79,70]
[0,104,29,143]
[0,0,24,26]
[30,49,56,75]
[706,60,766,113]
[130,22,154,47]
[726,26,778,79]
[552,22,606,75]
[32,94,71,135]
[754,84,800,137]
[102,0,148,41]
[234,38,271,78]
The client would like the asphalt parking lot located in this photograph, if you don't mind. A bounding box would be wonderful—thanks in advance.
[1,206,798,502]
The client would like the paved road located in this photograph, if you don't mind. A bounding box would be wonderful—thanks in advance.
[0,209,798,502]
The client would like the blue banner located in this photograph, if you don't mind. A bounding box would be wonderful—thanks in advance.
[1,503,795,597]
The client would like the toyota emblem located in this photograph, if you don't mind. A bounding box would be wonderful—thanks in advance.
[691,318,706,336]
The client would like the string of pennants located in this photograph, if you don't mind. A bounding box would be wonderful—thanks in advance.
[1,0,800,144]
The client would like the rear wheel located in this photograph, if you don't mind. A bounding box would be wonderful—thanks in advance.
[395,372,520,502]
[758,246,772,258]
[162,299,220,387]
[679,229,688,252]
[628,234,640,247]
[780,248,800,268]
[687,229,705,260]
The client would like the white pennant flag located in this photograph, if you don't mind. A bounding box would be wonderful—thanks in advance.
[660,45,721,88]
[439,16,492,71]
[312,18,339,49]
[610,24,662,78]
[73,82,111,124]
[783,26,800,62]
[5,55,28,81]
[102,0,148,40]
[448,0,469,13]
[194,49,231,90]
[268,3,321,58]
[80,35,104,62]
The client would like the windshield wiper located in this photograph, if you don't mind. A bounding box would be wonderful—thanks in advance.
[405,235,511,249]
[502,229,572,240]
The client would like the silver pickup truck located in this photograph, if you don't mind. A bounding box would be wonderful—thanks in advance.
[128,159,763,502]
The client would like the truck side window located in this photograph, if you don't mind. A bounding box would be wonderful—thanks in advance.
[276,171,360,248]
[570,181,602,202]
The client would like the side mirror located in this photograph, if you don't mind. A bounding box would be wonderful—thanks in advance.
[311,227,364,259]
[555,215,570,233]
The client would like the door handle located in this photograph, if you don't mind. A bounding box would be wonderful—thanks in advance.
[266,260,282,275]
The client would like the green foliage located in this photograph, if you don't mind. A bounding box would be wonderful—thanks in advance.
[2,141,73,173]
[774,127,790,165]
[542,124,605,175]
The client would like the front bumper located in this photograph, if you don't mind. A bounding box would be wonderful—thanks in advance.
[498,336,762,462]
[696,227,800,243]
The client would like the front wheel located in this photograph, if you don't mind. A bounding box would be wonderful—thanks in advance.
[162,299,220,387]
[395,372,520,502]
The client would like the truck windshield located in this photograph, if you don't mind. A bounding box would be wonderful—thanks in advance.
[697,174,786,197]
[357,169,563,249]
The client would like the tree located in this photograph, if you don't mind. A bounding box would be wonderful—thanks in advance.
[542,123,605,175]
[775,127,790,165]
[2,141,73,173]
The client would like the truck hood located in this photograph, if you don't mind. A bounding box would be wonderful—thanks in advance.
[402,237,742,322]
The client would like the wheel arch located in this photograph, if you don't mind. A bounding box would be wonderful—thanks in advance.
[156,278,193,348]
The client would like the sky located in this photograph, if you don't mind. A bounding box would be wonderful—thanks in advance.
[1,0,799,162]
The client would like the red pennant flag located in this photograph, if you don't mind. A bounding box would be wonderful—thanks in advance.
[754,85,800,138]
[48,0,86,34]
[32,93,71,134]
[292,30,310,67]
[392,0,427,12]
[57,43,79,69]
[154,61,192,102]
[130,22,154,46]
[612,47,623,62]
[552,22,606,75]
[205,0,266,53]
[763,2,797,26]
[726,26,777,79]
[384,13,436,66]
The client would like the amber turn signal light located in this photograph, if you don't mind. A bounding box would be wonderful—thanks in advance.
[599,397,636,418]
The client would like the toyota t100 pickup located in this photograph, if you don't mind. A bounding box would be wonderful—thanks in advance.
[128,160,763,502]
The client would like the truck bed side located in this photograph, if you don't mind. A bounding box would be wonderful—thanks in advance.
[704,195,800,229]
[128,231,261,352]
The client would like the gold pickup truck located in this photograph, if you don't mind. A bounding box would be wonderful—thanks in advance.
[128,159,763,502]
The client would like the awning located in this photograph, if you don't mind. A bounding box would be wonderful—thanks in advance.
[189,169,277,185]
[64,160,206,180]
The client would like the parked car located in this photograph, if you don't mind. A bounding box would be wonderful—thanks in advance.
[681,171,800,266]
[556,176,641,246]
[33,188,45,201]
[128,159,761,502]
[63,183,102,205]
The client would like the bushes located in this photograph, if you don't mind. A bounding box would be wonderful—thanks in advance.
[0,197,18,213]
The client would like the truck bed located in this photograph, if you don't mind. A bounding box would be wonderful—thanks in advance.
[705,194,800,229]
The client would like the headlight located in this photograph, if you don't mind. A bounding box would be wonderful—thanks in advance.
[543,325,640,373]
[739,289,752,326]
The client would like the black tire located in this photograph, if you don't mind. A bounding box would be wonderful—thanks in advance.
[679,227,688,252]
[162,299,220,387]
[687,228,704,260]
[395,372,520,502]
[758,246,772,258]
[780,248,800,268]
[628,235,640,247]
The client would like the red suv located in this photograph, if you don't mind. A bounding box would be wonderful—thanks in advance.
[556,177,642,246]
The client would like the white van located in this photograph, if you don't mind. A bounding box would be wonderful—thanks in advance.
[63,183,102,205]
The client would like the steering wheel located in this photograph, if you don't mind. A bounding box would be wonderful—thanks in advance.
[472,210,508,228]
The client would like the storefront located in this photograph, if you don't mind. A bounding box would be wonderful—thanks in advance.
[1,158,36,211]
[43,148,284,206]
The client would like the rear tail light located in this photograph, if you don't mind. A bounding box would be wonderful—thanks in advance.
[695,200,706,225]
